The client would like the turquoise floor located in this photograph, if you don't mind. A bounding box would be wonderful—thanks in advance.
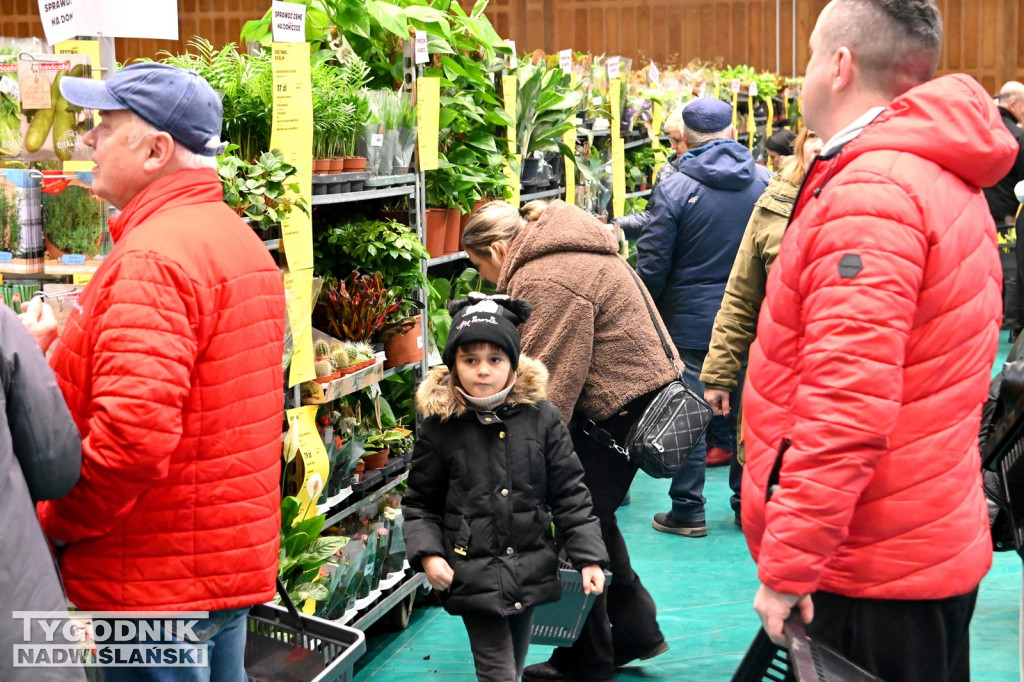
[354,333,1021,681]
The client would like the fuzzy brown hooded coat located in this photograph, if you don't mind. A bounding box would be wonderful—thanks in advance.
[497,201,679,423]
[402,356,607,616]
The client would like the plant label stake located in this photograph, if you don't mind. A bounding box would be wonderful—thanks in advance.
[414,31,429,65]
[559,49,572,75]
[607,57,620,80]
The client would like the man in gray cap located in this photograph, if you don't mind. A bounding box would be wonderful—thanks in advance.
[20,63,286,680]
[636,97,770,538]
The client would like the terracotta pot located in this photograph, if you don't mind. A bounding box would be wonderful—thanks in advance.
[313,370,340,385]
[460,198,489,232]
[345,156,368,172]
[328,157,345,173]
[45,233,100,262]
[425,208,447,259]
[313,158,330,174]
[384,314,423,369]
[354,459,365,482]
[362,447,390,470]
[443,208,461,254]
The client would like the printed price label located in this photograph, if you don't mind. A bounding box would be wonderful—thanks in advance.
[730,79,741,93]
[592,96,603,105]
[370,133,384,147]
[20,72,52,111]
[414,30,429,64]
[748,83,758,97]
[507,40,518,68]
[0,75,18,99]
[607,57,620,79]
[559,49,572,74]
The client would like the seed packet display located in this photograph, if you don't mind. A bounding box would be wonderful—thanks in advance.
[16,54,94,163]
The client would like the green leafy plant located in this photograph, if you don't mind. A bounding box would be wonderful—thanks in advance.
[516,63,582,158]
[218,145,310,232]
[41,185,102,256]
[277,495,350,605]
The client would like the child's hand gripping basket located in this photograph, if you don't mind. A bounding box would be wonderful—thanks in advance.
[246,579,366,682]
[530,566,612,646]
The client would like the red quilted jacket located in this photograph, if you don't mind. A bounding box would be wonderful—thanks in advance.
[38,169,286,611]
[742,75,1020,600]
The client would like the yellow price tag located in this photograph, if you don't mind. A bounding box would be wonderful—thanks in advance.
[416,76,440,171]
[72,273,92,285]
[505,154,521,207]
[284,269,315,387]
[270,42,314,273]
[502,75,518,152]
[766,96,774,138]
[283,404,329,520]
[609,78,621,141]
[612,137,626,218]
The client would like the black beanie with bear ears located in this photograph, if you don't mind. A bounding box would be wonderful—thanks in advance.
[443,293,532,372]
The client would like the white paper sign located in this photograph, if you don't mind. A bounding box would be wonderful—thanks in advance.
[414,30,428,64]
[748,83,759,97]
[648,61,660,89]
[37,0,82,46]
[507,40,518,68]
[559,49,572,75]
[730,79,741,93]
[272,1,306,43]
[0,76,18,100]
[607,57,620,80]
[370,133,384,147]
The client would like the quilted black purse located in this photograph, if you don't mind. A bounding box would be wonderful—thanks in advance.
[585,263,713,478]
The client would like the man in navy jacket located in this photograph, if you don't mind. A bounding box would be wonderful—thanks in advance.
[637,97,770,537]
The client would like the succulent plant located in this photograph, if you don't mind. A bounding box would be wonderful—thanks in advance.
[345,345,362,363]
[391,433,415,457]
[314,339,330,359]
[331,349,350,370]
[314,358,334,378]
[329,341,344,355]
[353,342,376,362]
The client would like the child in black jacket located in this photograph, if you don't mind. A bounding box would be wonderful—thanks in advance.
[403,294,607,681]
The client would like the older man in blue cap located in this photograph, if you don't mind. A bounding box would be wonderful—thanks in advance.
[20,63,286,681]
[636,97,770,538]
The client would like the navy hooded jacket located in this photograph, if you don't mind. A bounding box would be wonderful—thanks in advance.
[636,139,770,350]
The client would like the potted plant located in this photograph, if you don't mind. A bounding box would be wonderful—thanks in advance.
[0,181,20,256]
[276,494,350,607]
[41,178,104,260]
[312,271,403,343]
[218,145,310,238]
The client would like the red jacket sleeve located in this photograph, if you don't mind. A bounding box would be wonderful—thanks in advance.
[757,175,928,595]
[39,253,199,543]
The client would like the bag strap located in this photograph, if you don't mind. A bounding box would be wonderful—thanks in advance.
[583,258,684,456]
[619,259,686,382]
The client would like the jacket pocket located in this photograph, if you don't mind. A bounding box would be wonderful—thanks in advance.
[444,512,471,558]
[766,438,791,503]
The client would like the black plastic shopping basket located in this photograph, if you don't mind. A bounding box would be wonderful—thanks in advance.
[731,617,883,682]
[982,367,1024,552]
[245,579,366,682]
[530,566,612,646]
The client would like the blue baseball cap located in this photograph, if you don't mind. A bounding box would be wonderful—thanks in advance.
[682,98,733,133]
[59,63,226,156]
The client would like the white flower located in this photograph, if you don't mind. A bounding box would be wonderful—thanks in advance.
[306,473,324,499]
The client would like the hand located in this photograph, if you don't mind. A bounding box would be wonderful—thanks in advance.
[705,387,731,417]
[422,555,454,592]
[19,297,58,353]
[580,565,605,595]
[753,583,813,646]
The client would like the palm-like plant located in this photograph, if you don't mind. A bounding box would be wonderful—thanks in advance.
[516,63,583,158]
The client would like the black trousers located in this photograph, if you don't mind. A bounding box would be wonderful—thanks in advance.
[806,589,978,682]
[549,392,665,679]
[462,607,536,681]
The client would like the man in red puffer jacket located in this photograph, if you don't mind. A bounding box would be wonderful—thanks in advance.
[21,63,285,681]
[742,2,1020,681]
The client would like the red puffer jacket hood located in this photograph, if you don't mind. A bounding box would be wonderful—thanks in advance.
[39,168,286,611]
[741,74,1017,600]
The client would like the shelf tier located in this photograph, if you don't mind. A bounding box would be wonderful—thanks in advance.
[623,137,656,150]
[311,184,416,206]
[383,361,419,379]
[427,251,469,268]
[624,189,653,200]
[323,470,409,528]
[520,186,565,203]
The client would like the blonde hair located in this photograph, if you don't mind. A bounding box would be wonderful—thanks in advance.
[776,128,817,185]
[461,200,548,254]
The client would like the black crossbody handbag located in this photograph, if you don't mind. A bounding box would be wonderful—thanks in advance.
[584,263,713,478]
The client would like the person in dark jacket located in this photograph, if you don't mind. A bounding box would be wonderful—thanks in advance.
[403,294,607,682]
[637,97,771,538]
[0,302,84,681]
[615,107,687,240]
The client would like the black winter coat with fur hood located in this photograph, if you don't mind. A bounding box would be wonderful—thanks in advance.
[402,356,607,616]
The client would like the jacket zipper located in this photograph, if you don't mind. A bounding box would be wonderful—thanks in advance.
[651,388,688,452]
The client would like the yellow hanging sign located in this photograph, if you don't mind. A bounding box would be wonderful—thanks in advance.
[651,101,667,166]
[284,269,315,387]
[271,42,314,273]
[502,75,518,151]
[612,137,626,219]
[416,76,440,171]
[766,96,774,139]
[283,405,329,521]
[505,153,521,207]
[563,72,578,207]
[609,78,621,141]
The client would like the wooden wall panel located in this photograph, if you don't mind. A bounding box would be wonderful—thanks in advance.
[0,0,1019,92]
